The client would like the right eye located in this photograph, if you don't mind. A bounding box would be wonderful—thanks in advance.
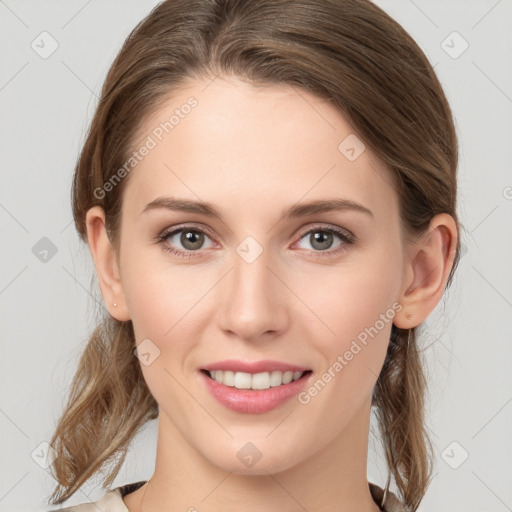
[156,225,216,258]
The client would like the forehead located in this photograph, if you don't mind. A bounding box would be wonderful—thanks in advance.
[123,76,398,223]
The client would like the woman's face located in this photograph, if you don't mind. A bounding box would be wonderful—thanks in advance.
[116,75,408,473]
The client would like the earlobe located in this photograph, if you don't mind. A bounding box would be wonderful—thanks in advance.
[394,213,458,329]
[85,206,130,321]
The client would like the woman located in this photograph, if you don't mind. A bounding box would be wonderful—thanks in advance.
[46,1,461,511]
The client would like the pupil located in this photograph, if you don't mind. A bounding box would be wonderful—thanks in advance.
[182,230,204,250]
[311,231,332,250]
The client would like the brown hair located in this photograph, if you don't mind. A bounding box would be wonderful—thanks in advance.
[47,1,461,510]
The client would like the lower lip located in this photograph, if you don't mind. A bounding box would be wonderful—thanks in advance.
[200,371,311,414]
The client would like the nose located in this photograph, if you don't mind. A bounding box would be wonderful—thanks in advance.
[216,245,289,343]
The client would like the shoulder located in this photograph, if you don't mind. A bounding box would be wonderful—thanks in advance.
[369,481,409,512]
[46,481,148,512]
[49,480,407,512]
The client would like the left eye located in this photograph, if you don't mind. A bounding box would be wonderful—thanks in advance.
[295,227,353,252]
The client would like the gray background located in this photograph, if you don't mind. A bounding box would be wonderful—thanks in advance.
[1,1,511,511]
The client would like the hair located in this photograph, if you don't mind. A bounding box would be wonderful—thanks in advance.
[47,1,461,510]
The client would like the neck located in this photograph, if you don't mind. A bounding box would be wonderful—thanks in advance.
[133,397,381,512]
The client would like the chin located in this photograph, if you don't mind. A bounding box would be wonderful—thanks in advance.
[204,440,304,476]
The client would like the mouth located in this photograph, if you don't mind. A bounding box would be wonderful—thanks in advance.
[199,359,314,413]
[200,368,313,390]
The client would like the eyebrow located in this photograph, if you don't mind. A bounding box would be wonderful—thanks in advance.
[141,197,374,220]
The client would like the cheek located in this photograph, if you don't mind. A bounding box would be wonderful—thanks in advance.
[124,258,198,409]
[294,253,400,400]
[300,256,399,346]
[122,249,213,399]
[122,246,200,337]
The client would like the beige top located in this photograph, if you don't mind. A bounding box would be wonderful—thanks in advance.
[52,480,407,512]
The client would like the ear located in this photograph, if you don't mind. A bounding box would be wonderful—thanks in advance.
[85,206,130,321]
[394,213,458,329]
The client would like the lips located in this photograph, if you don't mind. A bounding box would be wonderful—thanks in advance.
[199,359,313,413]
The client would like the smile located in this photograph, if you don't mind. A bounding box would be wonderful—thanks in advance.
[204,369,309,390]
[199,361,313,414]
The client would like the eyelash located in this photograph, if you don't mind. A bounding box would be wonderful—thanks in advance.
[155,224,355,259]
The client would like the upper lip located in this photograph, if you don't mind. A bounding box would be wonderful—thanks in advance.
[201,359,310,374]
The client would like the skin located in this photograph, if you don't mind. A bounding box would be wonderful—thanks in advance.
[86,75,458,512]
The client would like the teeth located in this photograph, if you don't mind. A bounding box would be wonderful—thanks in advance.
[209,370,305,389]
